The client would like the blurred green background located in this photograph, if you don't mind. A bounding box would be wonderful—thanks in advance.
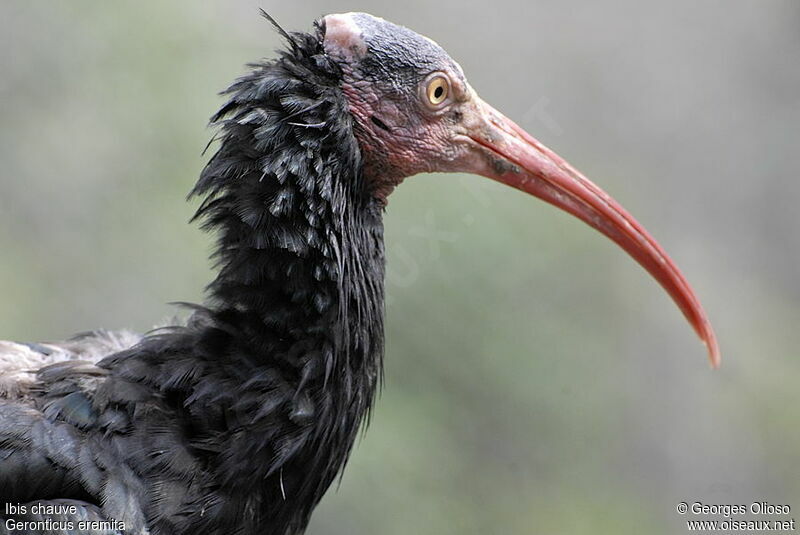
[1,2,798,534]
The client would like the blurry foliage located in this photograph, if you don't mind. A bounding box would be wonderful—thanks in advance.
[1,2,798,534]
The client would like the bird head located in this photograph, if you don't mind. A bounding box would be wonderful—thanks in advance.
[321,12,720,367]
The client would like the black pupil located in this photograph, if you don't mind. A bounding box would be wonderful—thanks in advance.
[433,85,444,99]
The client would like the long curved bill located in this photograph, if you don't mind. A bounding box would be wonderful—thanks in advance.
[464,96,720,367]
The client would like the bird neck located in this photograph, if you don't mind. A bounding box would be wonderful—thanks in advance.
[191,27,386,385]
[177,29,387,525]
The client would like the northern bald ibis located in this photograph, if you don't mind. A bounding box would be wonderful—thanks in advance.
[0,12,719,535]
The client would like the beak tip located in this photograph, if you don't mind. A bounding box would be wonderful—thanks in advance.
[704,333,721,370]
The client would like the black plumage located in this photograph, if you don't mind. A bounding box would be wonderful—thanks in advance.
[1,16,383,535]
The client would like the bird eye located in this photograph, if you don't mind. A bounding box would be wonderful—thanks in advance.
[423,74,450,108]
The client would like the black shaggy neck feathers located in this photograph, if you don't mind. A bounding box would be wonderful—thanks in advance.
[152,23,387,532]
[0,22,387,535]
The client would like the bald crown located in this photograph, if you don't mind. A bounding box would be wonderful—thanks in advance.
[322,12,464,86]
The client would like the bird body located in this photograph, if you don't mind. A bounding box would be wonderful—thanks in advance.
[0,12,718,535]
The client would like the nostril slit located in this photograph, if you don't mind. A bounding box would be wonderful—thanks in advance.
[370,115,391,132]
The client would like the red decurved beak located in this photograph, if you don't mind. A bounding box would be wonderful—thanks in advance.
[461,96,720,367]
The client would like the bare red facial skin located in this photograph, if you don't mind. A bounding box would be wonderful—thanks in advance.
[322,13,720,367]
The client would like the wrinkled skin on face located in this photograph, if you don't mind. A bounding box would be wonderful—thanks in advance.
[323,12,498,200]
